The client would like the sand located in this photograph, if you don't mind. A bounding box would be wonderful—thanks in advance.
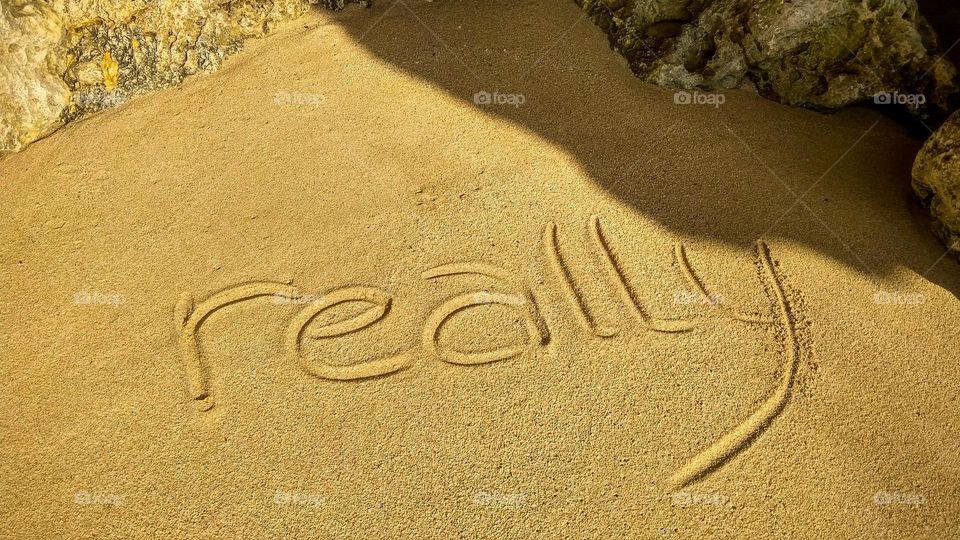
[2,0,959,537]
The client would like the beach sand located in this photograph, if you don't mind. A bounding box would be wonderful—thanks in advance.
[1,0,959,537]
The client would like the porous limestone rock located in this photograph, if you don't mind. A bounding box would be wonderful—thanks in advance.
[2,0,958,154]
[577,0,958,117]
[1,0,367,153]
[0,1,70,152]
[913,110,960,258]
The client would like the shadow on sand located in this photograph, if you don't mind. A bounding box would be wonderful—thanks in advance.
[324,0,958,297]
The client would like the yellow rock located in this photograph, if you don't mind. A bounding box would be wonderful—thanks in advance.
[100,51,119,92]
[0,0,320,152]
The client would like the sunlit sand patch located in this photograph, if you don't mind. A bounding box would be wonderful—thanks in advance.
[1,1,958,538]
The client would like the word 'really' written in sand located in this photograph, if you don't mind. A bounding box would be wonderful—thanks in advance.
[171,214,804,491]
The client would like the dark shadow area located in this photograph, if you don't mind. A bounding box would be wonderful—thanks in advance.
[325,0,959,296]
[870,0,960,137]
[917,0,960,69]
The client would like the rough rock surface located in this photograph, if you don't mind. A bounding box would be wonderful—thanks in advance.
[0,1,70,152]
[2,0,959,154]
[577,0,958,118]
[1,0,367,153]
[913,110,960,258]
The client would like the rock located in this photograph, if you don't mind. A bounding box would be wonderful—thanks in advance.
[577,0,958,118]
[913,110,960,258]
[0,1,70,152]
[57,0,313,127]
[2,0,957,154]
[0,0,368,153]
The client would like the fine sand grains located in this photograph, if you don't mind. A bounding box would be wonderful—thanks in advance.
[1,1,959,538]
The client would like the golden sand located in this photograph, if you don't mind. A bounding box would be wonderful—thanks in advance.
[2,0,959,537]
